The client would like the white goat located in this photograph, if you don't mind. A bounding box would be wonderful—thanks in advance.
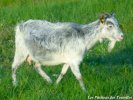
[12,13,123,91]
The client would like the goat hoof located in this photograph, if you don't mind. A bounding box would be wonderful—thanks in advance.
[47,79,53,83]
[13,81,18,87]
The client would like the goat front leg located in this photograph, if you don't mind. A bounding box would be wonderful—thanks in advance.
[56,64,69,84]
[34,63,52,83]
[70,64,86,92]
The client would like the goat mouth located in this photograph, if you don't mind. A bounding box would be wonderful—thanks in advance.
[116,37,123,41]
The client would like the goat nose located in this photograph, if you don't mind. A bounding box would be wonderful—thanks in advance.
[120,35,124,39]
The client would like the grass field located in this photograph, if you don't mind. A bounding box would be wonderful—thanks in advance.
[0,0,133,99]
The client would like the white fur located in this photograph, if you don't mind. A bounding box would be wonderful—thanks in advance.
[12,14,123,91]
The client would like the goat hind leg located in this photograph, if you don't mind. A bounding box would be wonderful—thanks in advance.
[12,54,26,86]
[35,63,52,83]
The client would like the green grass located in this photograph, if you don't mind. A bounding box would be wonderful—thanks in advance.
[0,0,133,99]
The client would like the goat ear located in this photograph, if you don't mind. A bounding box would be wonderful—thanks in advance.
[100,15,106,24]
[99,13,110,24]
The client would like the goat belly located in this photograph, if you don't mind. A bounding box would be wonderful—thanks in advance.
[33,53,66,65]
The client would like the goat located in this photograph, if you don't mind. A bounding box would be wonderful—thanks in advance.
[12,13,123,91]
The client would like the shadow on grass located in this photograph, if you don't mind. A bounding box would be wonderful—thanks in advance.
[85,48,133,66]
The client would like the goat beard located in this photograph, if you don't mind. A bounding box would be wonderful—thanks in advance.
[108,40,116,52]
[99,38,116,52]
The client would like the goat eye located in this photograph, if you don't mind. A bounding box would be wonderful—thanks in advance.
[109,25,113,28]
